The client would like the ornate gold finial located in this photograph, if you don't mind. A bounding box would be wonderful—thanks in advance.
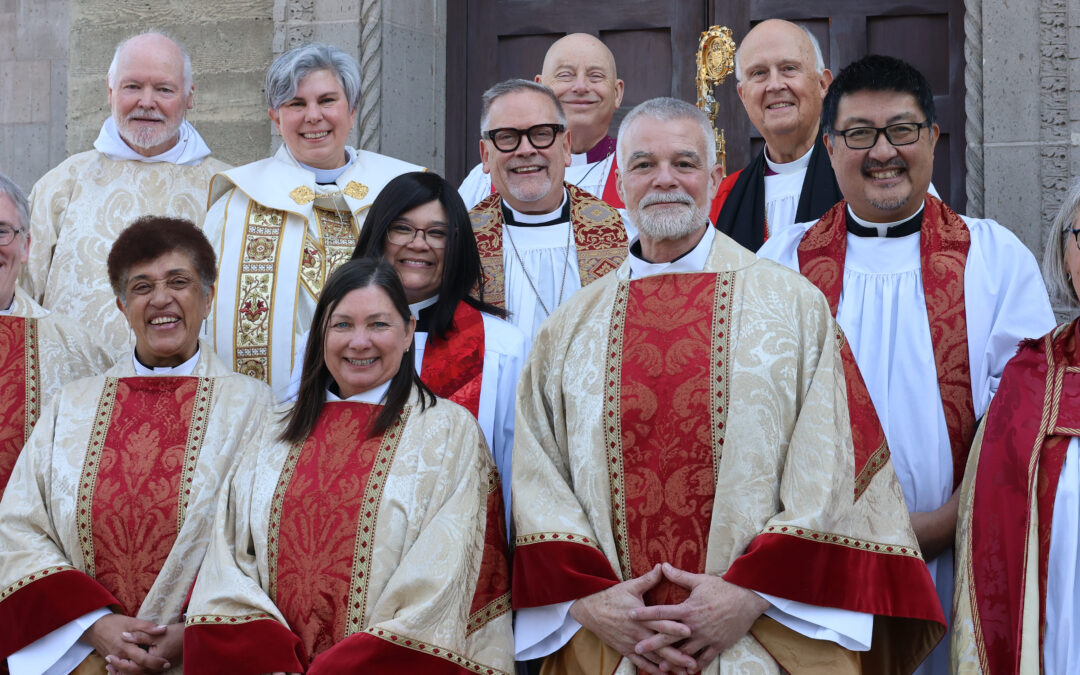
[289,186,316,205]
[343,181,369,200]
[696,26,737,177]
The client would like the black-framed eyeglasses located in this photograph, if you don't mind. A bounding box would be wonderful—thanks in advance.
[1065,227,1080,251]
[832,121,931,150]
[386,222,449,249]
[0,225,24,247]
[483,124,566,153]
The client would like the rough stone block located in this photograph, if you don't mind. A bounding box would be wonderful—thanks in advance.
[314,0,359,23]
[0,11,16,60]
[379,22,442,170]
[311,21,360,52]
[16,0,69,60]
[0,60,49,124]
[983,0,1041,143]
[983,143,1043,255]
[384,0,437,34]
[0,123,50,193]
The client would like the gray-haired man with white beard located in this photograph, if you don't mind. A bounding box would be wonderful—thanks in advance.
[22,32,228,359]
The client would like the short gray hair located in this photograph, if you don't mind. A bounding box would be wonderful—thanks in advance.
[479,79,566,132]
[1043,178,1080,314]
[0,173,30,232]
[616,97,716,170]
[107,32,193,94]
[266,43,361,111]
[734,23,825,83]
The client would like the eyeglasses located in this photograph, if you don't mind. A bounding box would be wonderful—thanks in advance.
[386,222,449,249]
[1065,227,1080,251]
[832,121,931,150]
[483,123,566,153]
[0,225,24,246]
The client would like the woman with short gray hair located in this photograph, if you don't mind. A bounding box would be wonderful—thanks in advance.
[204,42,425,399]
[952,178,1080,672]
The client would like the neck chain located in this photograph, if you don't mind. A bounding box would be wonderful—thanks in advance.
[503,219,573,317]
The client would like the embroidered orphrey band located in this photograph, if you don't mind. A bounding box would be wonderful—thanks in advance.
[77,377,120,576]
[364,627,511,675]
[604,280,633,580]
[22,317,41,444]
[299,207,359,300]
[233,202,286,384]
[710,273,734,483]
[267,438,307,603]
[176,378,216,531]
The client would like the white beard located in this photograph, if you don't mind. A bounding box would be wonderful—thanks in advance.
[114,108,182,151]
[630,194,708,241]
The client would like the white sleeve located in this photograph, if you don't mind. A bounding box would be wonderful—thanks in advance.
[755,592,873,651]
[457,163,492,210]
[7,607,111,675]
[513,602,581,660]
[284,329,310,403]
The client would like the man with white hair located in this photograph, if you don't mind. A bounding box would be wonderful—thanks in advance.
[0,173,110,499]
[22,32,227,359]
[510,97,945,674]
[459,34,625,208]
[712,19,839,251]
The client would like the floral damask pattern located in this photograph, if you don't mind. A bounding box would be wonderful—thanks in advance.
[0,316,37,495]
[234,203,285,385]
[420,301,485,417]
[299,207,359,300]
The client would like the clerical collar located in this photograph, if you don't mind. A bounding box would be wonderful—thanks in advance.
[298,146,356,185]
[845,204,925,238]
[326,379,390,404]
[132,345,201,376]
[764,144,813,176]
[627,225,715,279]
[409,295,440,333]
[502,190,570,227]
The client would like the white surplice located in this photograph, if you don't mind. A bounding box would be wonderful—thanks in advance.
[1046,437,1080,674]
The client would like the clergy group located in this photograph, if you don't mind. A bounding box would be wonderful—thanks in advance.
[0,18,1072,675]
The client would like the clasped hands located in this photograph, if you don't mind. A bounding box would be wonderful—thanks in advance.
[568,562,768,675]
[84,614,183,674]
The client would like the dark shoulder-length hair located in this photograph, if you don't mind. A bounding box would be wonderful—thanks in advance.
[280,258,434,443]
[351,171,505,339]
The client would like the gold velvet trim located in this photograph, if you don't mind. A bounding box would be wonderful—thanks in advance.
[465,592,510,637]
[233,202,286,384]
[762,524,923,558]
[710,273,734,481]
[514,532,604,548]
[604,279,632,580]
[176,378,215,531]
[364,627,511,675]
[0,564,75,601]
[540,626,622,675]
[186,612,277,626]
[77,377,119,576]
[345,407,410,637]
[22,317,40,444]
[750,615,860,674]
[267,438,306,603]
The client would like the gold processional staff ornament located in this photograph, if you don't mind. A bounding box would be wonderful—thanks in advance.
[696,25,736,177]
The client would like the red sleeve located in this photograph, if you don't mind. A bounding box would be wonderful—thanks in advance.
[183,618,306,675]
[512,540,620,609]
[308,630,489,674]
[0,568,117,656]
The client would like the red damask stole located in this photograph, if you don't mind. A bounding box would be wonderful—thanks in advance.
[89,376,208,616]
[421,301,484,417]
[798,195,975,490]
[272,402,387,663]
[0,316,39,496]
[967,321,1080,674]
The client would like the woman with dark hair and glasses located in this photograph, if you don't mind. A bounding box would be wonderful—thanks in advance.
[952,180,1080,673]
[289,171,527,518]
[184,258,513,673]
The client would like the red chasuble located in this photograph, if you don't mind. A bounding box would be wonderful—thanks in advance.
[0,316,40,496]
[421,301,484,417]
[797,195,976,489]
[963,320,1080,674]
[470,183,627,309]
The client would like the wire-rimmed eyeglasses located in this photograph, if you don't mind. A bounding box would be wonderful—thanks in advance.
[832,121,931,150]
[386,222,449,249]
[0,225,24,247]
[483,124,566,153]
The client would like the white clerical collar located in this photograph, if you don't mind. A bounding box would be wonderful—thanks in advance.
[93,118,212,166]
[847,203,926,238]
[569,151,588,167]
[296,146,357,184]
[132,346,201,376]
[326,379,390,404]
[627,225,715,279]
[408,294,439,317]
[764,145,813,175]
[504,190,569,224]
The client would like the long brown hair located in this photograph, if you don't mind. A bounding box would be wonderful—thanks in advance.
[279,258,434,442]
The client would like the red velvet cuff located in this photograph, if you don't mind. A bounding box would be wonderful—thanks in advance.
[0,568,117,656]
[512,540,619,609]
[183,618,306,675]
[309,631,484,674]
[724,532,945,623]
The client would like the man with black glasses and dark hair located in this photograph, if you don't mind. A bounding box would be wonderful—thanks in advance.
[758,54,1055,674]
[469,79,628,339]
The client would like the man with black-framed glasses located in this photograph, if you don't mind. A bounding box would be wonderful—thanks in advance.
[759,55,1055,675]
[469,79,629,340]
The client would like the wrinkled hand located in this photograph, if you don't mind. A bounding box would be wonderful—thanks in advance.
[84,615,169,674]
[630,563,769,672]
[909,487,960,562]
[106,622,183,674]
[569,564,695,674]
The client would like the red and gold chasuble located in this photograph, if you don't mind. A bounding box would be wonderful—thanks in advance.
[963,320,1080,674]
[80,376,213,615]
[420,301,485,418]
[470,183,627,309]
[0,316,40,495]
[798,195,975,490]
[606,273,732,605]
